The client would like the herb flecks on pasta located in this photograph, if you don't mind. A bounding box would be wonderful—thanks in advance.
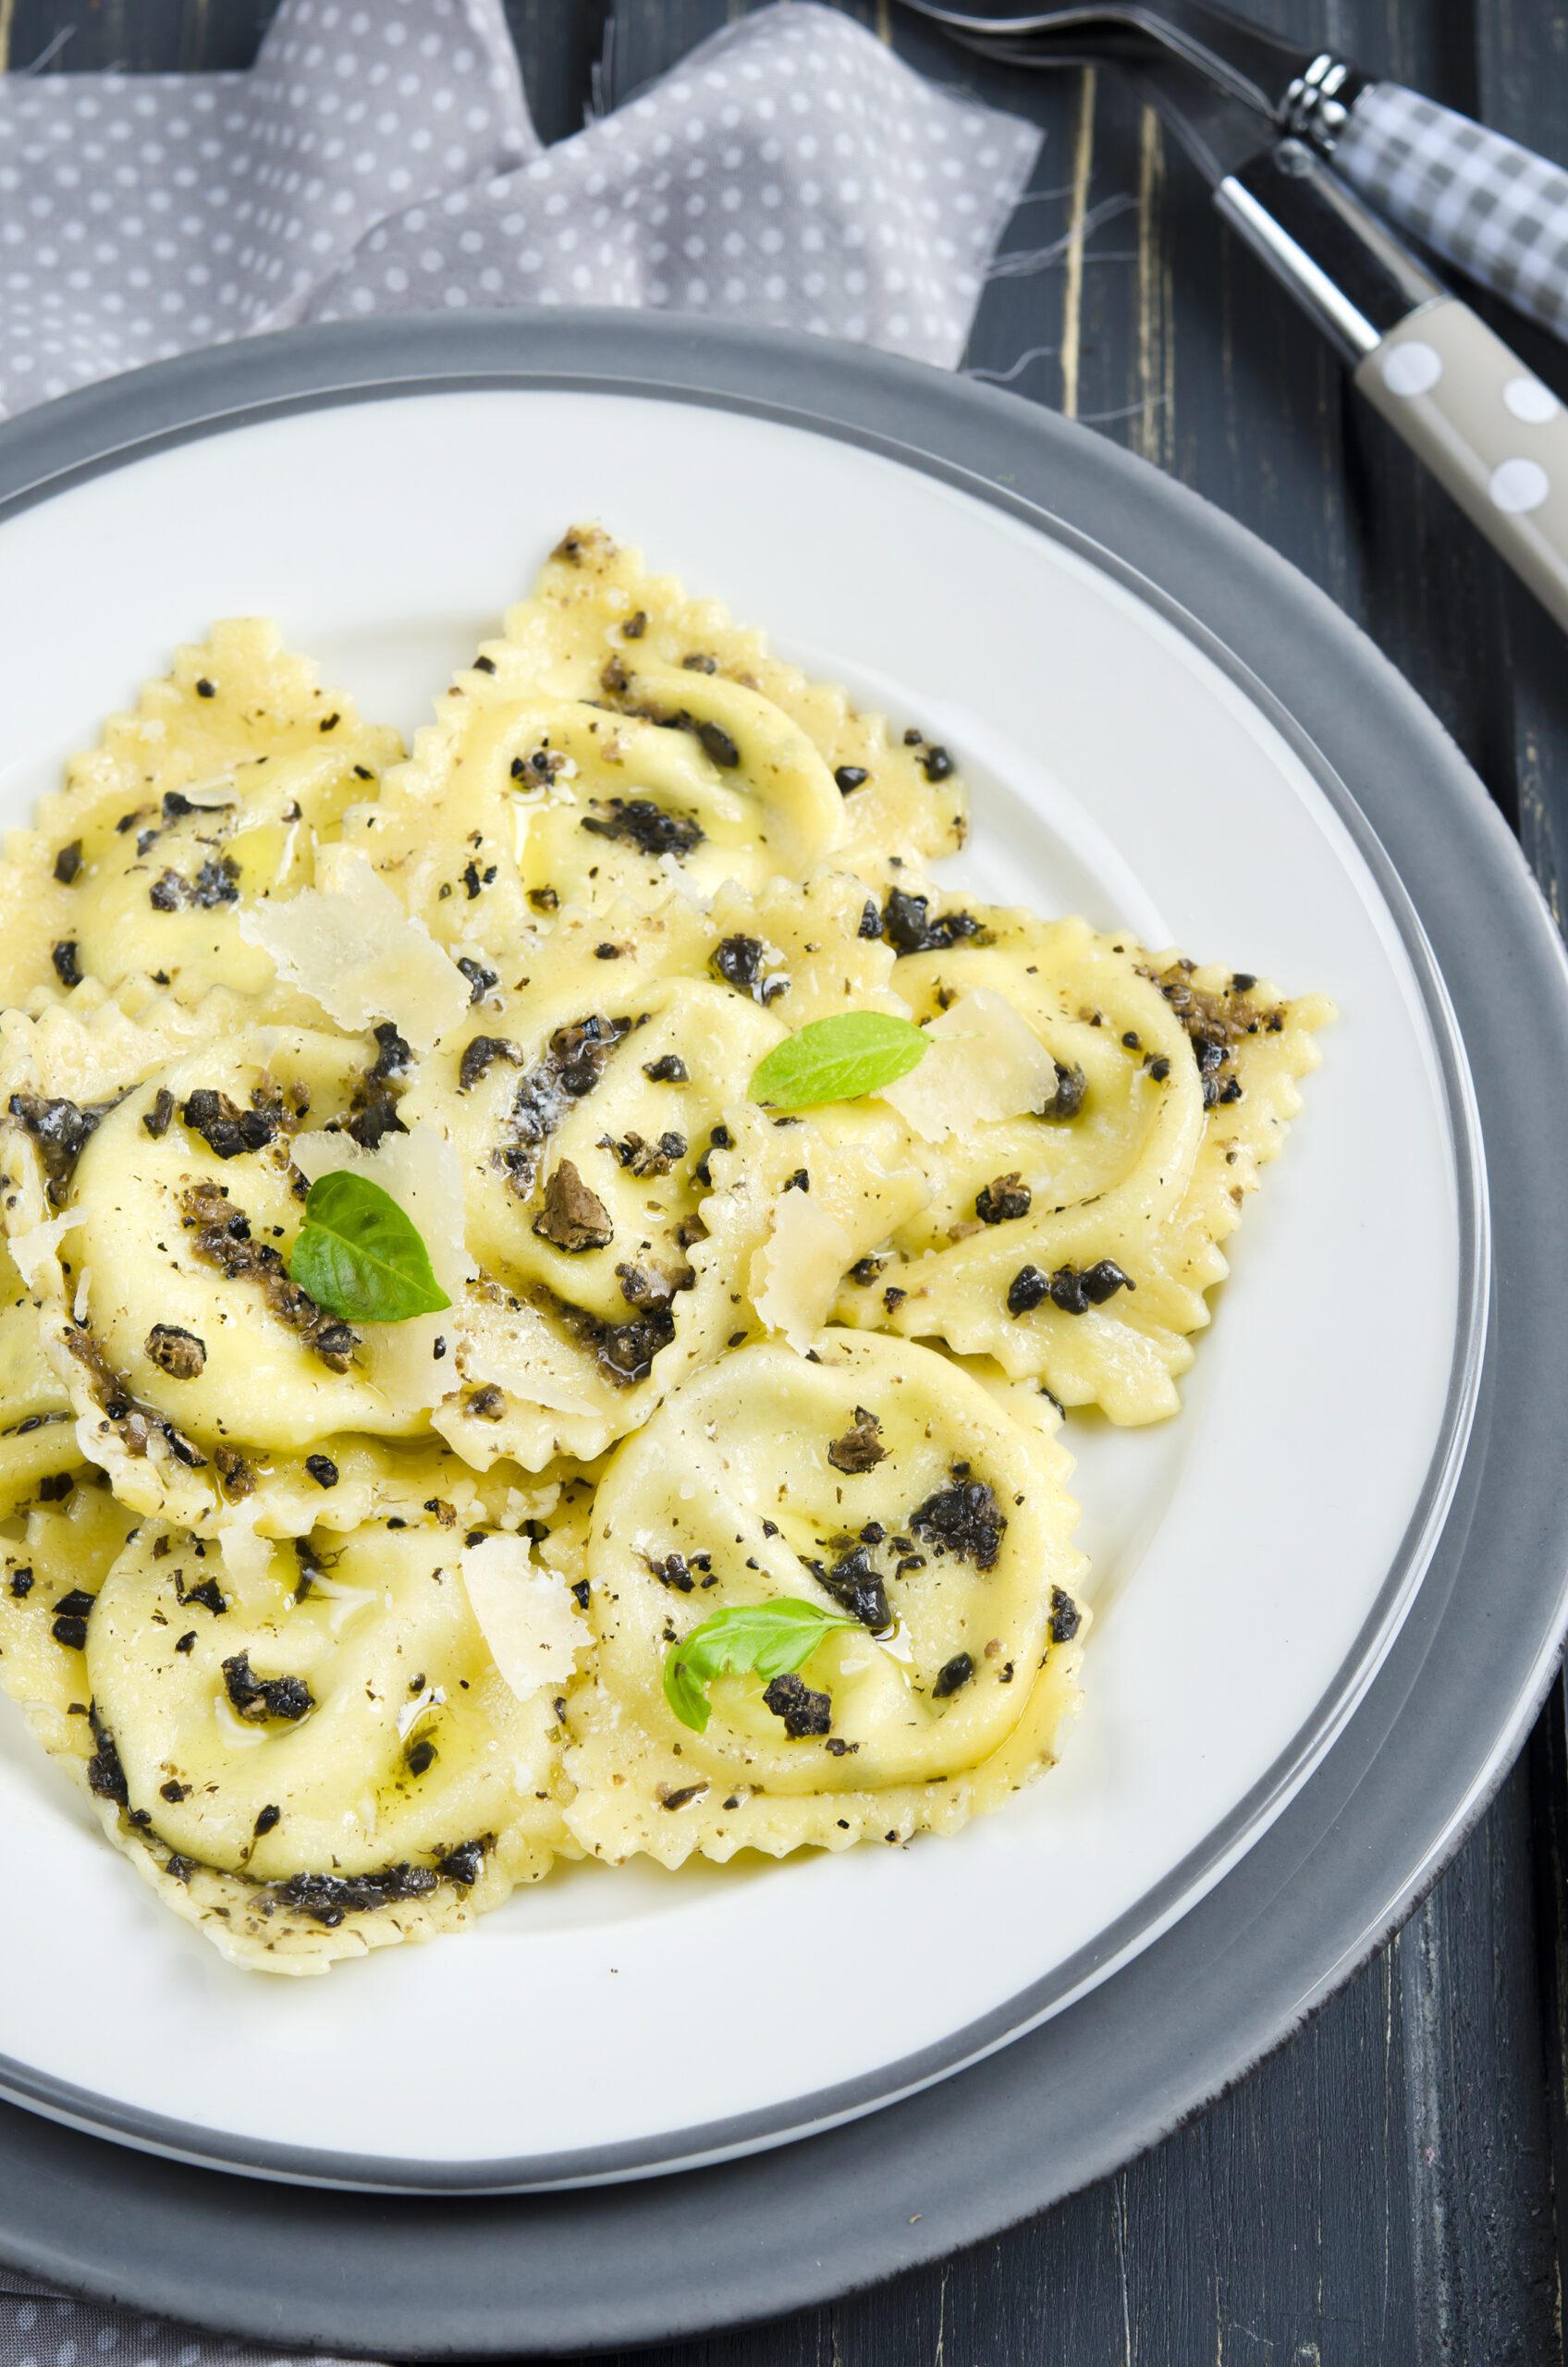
[0,525,1328,1971]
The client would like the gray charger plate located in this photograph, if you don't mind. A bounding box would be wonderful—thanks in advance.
[0,312,1564,2357]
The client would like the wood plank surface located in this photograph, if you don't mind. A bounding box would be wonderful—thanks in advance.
[4,3,1566,2360]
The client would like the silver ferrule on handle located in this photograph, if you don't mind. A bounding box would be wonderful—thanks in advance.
[1279,54,1366,152]
[1214,142,1445,364]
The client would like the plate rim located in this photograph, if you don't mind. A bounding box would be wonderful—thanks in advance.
[0,319,1488,2194]
[0,310,1562,2357]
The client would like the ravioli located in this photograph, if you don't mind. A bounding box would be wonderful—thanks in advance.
[0,530,1329,1972]
[0,887,917,1516]
[563,1331,1086,1869]
[827,899,1331,1423]
[509,527,969,873]
[0,620,402,1016]
[342,523,967,951]
[0,1233,77,1513]
[0,1023,568,1546]
[0,1494,568,1973]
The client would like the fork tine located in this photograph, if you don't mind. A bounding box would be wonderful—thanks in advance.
[897,2,1114,31]
[894,0,1305,116]
[913,18,1157,73]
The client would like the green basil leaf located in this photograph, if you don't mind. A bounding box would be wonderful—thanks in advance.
[288,1170,451,1325]
[662,1598,860,1734]
[750,1011,927,1110]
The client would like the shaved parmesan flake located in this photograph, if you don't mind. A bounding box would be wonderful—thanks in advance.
[878,987,1058,1142]
[170,773,244,811]
[294,1566,381,1635]
[751,1187,853,1354]
[460,1532,587,1704]
[451,1293,602,1419]
[8,1210,77,1294]
[238,846,469,1051]
[808,1146,930,1258]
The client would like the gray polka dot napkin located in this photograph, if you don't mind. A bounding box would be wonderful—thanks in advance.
[0,7,1037,2358]
[0,2271,363,2367]
[0,0,1042,420]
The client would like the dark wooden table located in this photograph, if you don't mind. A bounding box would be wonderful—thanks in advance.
[6,1,1567,2359]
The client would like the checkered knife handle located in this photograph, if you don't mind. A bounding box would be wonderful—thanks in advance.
[1334,83,1568,342]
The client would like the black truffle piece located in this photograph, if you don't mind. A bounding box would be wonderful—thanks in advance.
[763,1671,833,1738]
[145,1324,206,1380]
[222,1651,314,1723]
[827,1408,887,1475]
[909,1474,1006,1570]
[975,1173,1031,1225]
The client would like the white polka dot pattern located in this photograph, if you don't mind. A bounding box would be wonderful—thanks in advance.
[1379,339,1442,398]
[1356,297,1568,634]
[0,0,1042,420]
[0,0,533,414]
[1504,374,1559,424]
[1488,455,1550,515]
[0,2267,368,2367]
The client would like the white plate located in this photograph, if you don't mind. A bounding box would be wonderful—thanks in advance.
[0,384,1476,2185]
